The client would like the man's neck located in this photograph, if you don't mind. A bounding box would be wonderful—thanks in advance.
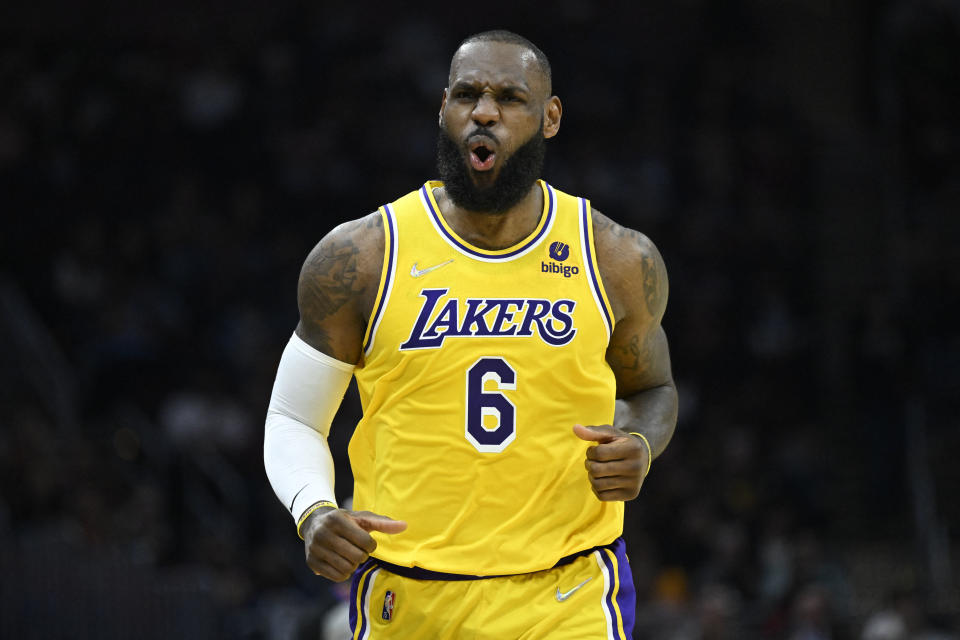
[433,182,544,251]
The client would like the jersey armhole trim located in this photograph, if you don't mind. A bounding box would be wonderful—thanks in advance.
[579,198,615,340]
[362,205,397,355]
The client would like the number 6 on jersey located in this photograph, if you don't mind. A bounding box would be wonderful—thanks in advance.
[465,357,517,452]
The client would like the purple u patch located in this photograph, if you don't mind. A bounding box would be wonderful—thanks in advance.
[549,241,570,261]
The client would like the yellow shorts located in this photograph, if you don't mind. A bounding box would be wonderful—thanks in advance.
[348,538,634,639]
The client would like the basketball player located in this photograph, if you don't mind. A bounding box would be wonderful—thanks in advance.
[264,30,677,639]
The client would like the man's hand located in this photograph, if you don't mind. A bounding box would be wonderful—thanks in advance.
[301,507,407,581]
[573,424,650,501]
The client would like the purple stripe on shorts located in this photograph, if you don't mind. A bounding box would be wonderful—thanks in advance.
[599,547,621,638]
[349,559,376,637]
[611,537,636,638]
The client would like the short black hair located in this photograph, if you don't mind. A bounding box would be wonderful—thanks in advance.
[453,30,552,92]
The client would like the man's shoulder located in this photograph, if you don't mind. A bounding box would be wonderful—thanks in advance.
[309,210,385,283]
[307,176,432,267]
[590,208,659,259]
[295,210,386,360]
[590,207,668,323]
[324,210,384,247]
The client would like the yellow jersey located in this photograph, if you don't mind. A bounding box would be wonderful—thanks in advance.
[350,179,620,575]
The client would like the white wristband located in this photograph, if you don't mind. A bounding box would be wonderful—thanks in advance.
[263,333,354,523]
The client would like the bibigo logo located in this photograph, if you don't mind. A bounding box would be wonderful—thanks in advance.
[549,241,570,261]
[542,241,579,278]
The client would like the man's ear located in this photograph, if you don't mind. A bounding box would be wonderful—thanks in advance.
[543,96,562,139]
[439,88,448,127]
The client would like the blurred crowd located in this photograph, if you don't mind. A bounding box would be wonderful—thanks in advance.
[1,1,957,638]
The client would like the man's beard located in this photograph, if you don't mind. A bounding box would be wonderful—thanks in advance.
[436,124,546,214]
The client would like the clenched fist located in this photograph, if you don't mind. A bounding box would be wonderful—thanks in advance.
[573,424,650,501]
[301,507,407,581]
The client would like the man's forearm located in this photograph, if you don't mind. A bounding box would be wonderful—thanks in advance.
[265,333,353,524]
[614,382,678,459]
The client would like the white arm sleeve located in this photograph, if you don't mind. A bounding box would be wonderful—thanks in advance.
[264,332,354,523]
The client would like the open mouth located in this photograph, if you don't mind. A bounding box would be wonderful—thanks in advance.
[468,140,496,171]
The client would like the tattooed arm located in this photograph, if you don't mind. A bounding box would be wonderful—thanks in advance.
[295,212,385,363]
[573,209,677,501]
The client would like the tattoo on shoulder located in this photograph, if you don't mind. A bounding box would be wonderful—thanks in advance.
[363,213,384,232]
[298,216,379,324]
[610,334,641,373]
[593,209,642,241]
[592,208,667,320]
[608,331,654,379]
[641,253,660,317]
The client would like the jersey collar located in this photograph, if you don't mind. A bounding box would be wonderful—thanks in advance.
[418,180,556,262]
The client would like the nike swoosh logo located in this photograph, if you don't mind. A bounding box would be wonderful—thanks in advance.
[556,577,592,602]
[410,259,454,278]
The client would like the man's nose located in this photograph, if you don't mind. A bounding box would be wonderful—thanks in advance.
[471,93,499,127]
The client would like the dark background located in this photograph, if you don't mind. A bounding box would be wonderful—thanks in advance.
[1,1,958,638]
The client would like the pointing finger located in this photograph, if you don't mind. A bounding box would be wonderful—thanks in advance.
[351,511,408,535]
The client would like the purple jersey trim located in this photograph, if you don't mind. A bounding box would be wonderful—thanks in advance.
[580,197,613,336]
[363,204,396,355]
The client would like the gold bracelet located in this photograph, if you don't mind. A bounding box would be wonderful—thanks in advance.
[628,432,653,476]
[297,500,338,539]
